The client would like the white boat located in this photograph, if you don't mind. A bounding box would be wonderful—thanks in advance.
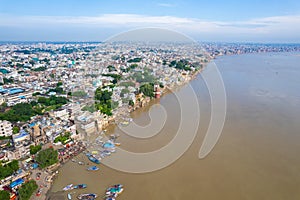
[63,184,73,191]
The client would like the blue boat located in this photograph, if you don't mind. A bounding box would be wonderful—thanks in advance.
[73,184,87,189]
[86,153,100,164]
[87,166,99,171]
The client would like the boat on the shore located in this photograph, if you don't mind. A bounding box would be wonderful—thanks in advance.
[102,141,115,149]
[86,153,100,164]
[87,166,99,171]
[109,134,120,140]
[74,184,87,189]
[119,121,129,127]
[77,193,97,200]
[105,197,116,200]
[67,193,72,200]
[63,184,73,191]
[105,184,123,197]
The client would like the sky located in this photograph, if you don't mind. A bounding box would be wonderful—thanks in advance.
[0,0,300,42]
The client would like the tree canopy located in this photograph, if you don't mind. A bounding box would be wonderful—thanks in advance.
[35,148,58,169]
[140,83,154,98]
[0,102,44,122]
[12,126,20,134]
[127,57,142,63]
[54,132,71,144]
[0,190,10,200]
[0,160,19,179]
[30,145,42,155]
[94,88,117,116]
[18,180,38,200]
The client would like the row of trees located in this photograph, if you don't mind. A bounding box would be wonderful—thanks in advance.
[0,103,40,122]
[37,96,68,107]
[0,95,69,122]
[32,67,46,72]
[169,59,192,71]
[102,73,122,84]
[127,57,142,63]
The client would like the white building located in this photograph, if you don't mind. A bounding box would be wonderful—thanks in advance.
[0,95,5,105]
[53,108,68,119]
[12,130,30,143]
[0,120,13,137]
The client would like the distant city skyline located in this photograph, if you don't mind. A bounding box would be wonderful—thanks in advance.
[0,0,300,42]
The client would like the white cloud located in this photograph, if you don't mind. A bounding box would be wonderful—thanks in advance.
[0,13,300,42]
[157,3,176,7]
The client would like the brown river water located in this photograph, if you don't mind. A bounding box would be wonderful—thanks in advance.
[49,52,300,200]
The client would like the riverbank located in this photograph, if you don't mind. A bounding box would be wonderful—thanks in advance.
[48,52,300,200]
[46,63,209,199]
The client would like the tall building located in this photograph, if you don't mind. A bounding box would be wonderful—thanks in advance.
[0,120,13,137]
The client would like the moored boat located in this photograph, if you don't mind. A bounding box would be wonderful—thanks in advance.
[105,184,123,197]
[77,193,97,200]
[73,184,87,189]
[67,193,72,200]
[87,166,99,171]
[86,153,100,164]
[63,184,73,191]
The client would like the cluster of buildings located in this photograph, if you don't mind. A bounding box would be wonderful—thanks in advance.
[0,41,208,166]
[201,42,300,57]
[1,41,299,198]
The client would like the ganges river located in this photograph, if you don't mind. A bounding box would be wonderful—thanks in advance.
[49,52,300,200]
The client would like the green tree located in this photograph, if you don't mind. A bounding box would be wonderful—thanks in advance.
[0,190,10,200]
[29,145,42,155]
[35,148,58,169]
[139,83,154,98]
[18,180,38,200]
[7,160,19,171]
[107,65,116,72]
[0,160,19,179]
[12,126,20,134]
[94,88,117,116]
[32,67,46,72]
[127,57,142,63]
[54,132,71,144]
[56,81,63,87]
[129,100,134,106]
